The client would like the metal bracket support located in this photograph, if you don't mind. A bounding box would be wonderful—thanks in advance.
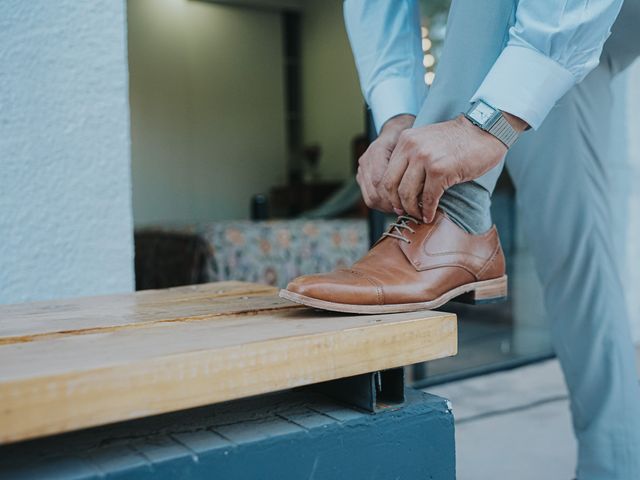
[310,367,405,413]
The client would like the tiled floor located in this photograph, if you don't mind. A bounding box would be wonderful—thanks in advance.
[412,245,554,385]
[427,348,640,480]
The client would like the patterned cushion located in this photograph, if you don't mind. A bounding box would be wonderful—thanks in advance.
[135,219,369,289]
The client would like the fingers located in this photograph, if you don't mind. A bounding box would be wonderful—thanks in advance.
[356,167,374,209]
[397,165,426,219]
[368,166,395,213]
[368,149,395,212]
[358,159,394,213]
[420,173,445,224]
[382,143,410,215]
[357,138,400,213]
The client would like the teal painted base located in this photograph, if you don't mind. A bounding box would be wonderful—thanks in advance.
[0,388,455,480]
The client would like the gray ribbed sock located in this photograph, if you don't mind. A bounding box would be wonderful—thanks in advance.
[438,181,492,234]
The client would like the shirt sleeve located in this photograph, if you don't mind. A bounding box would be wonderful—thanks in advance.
[344,0,426,133]
[471,0,624,129]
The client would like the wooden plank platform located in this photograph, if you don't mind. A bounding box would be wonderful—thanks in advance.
[0,281,457,444]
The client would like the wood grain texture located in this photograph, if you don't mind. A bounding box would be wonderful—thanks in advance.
[0,282,457,444]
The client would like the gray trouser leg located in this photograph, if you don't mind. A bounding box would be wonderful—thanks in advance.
[506,47,640,480]
[418,0,640,476]
[413,0,515,233]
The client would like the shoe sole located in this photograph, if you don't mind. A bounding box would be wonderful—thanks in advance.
[278,275,508,314]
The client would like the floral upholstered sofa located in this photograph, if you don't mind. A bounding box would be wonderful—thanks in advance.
[135,219,369,290]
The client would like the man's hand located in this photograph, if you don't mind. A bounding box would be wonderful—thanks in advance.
[356,114,415,214]
[381,114,527,223]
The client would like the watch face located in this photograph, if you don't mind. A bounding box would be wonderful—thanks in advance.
[469,101,496,126]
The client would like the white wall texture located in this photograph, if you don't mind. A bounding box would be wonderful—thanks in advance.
[128,0,287,224]
[0,1,134,304]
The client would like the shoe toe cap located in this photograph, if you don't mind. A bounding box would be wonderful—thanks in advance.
[285,270,381,305]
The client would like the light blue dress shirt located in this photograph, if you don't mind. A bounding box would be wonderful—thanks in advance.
[344,0,623,130]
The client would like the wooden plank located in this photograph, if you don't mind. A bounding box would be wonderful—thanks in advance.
[0,282,295,344]
[0,282,457,444]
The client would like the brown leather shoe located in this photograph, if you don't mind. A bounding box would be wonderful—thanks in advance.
[279,211,507,314]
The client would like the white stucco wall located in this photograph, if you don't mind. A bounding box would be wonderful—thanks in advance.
[0,1,134,304]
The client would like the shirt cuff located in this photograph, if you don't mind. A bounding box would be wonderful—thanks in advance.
[471,45,576,130]
[369,77,422,133]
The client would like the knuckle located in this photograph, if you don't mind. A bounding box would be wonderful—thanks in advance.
[427,166,440,179]
[428,160,444,176]
[435,161,448,175]
[403,136,415,149]
[398,131,412,145]
[369,144,382,155]
[442,174,456,189]
[418,149,431,162]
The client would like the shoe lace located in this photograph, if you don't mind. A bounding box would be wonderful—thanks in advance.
[381,215,420,244]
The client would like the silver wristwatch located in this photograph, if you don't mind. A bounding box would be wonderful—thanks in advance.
[464,100,520,148]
